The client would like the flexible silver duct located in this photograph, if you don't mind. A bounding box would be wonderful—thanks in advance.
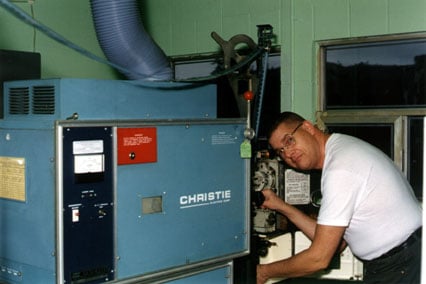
[90,0,172,81]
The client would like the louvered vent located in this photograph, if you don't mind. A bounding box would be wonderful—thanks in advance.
[33,85,55,114]
[9,87,30,114]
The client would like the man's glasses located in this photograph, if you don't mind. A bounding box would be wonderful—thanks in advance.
[275,122,303,156]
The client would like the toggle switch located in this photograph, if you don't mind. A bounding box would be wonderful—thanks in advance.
[72,208,80,222]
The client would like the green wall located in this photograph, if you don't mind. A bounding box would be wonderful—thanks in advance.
[0,0,425,119]
[0,0,117,79]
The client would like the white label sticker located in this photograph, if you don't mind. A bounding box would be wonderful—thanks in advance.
[211,132,236,145]
[284,169,310,205]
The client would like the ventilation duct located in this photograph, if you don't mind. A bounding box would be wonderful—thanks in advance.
[90,0,172,81]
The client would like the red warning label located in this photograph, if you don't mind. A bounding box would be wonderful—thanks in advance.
[117,127,157,165]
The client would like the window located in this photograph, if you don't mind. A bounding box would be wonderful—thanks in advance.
[321,33,426,109]
[318,33,426,201]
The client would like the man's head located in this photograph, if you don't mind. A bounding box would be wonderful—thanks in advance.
[268,112,328,170]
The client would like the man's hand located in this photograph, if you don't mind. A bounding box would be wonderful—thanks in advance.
[260,188,286,211]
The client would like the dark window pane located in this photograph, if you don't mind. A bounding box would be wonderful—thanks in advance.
[408,117,423,200]
[324,38,426,109]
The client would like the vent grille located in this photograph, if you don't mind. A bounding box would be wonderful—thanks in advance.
[7,85,56,116]
[9,87,30,114]
[33,86,55,114]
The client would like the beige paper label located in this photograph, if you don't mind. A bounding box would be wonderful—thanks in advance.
[0,157,26,202]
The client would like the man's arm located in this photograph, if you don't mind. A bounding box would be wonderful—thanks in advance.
[257,224,346,283]
[260,189,317,239]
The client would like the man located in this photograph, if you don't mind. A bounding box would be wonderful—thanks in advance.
[256,112,422,284]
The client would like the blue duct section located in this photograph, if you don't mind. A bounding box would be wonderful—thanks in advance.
[90,0,172,81]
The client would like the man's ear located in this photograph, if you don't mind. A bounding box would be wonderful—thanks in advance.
[302,120,317,135]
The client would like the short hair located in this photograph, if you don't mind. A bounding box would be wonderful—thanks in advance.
[267,111,305,139]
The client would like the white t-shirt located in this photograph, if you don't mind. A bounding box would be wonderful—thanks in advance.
[317,134,422,260]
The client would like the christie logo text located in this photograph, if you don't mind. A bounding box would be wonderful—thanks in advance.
[179,190,231,209]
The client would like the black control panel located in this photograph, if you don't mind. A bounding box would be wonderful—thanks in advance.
[61,127,114,283]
